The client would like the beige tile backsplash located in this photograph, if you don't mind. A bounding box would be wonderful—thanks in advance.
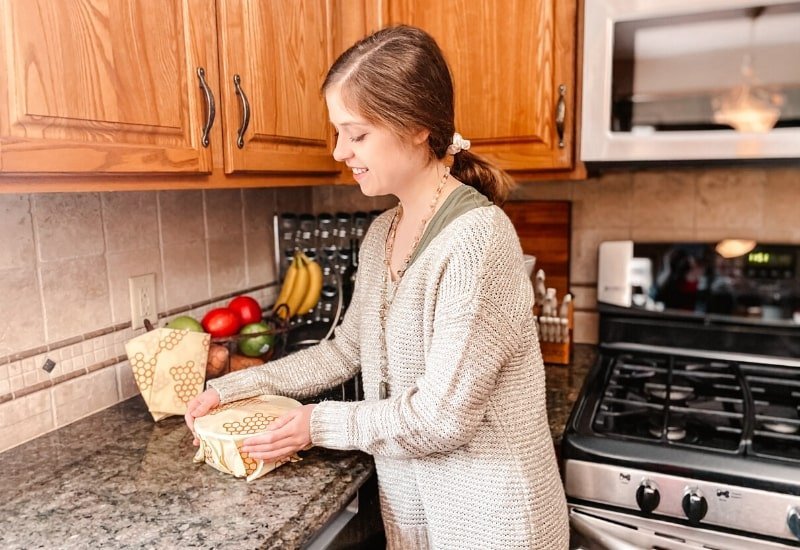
[1,165,799,453]
[40,255,112,342]
[33,193,105,262]
[0,267,45,353]
[0,187,290,452]
[0,195,36,269]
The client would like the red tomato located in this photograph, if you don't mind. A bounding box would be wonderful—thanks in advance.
[228,295,262,325]
[201,307,242,338]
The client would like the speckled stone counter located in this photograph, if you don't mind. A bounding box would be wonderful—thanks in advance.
[544,344,596,446]
[0,346,594,549]
[0,397,373,550]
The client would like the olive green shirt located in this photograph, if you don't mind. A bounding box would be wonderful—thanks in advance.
[408,184,492,267]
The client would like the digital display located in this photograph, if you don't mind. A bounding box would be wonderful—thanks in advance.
[746,250,794,268]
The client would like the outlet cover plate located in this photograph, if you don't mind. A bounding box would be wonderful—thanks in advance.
[129,273,157,329]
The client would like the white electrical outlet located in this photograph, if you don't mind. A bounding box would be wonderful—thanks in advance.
[129,273,157,329]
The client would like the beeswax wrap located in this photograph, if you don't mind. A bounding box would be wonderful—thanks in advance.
[192,395,303,481]
[125,327,210,421]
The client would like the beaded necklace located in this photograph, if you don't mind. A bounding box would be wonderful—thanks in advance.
[377,166,450,399]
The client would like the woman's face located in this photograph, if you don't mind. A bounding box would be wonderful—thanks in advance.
[325,84,429,197]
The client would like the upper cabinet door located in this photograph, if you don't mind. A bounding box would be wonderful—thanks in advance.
[386,0,577,172]
[216,0,339,174]
[0,0,217,174]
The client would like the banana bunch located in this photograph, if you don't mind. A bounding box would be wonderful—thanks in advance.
[272,250,323,320]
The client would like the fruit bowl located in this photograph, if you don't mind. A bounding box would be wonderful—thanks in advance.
[205,313,291,376]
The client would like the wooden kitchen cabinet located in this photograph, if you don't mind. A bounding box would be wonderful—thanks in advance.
[0,0,338,179]
[360,0,580,175]
[0,0,217,174]
[216,0,339,174]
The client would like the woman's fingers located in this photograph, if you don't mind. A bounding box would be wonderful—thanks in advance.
[243,445,299,461]
[241,426,296,451]
[240,410,310,456]
[184,389,221,446]
[268,410,296,431]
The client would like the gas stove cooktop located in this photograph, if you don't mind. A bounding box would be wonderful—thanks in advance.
[563,342,800,547]
[565,342,800,487]
[592,343,800,463]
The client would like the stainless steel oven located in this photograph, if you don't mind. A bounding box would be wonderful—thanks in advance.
[562,240,800,549]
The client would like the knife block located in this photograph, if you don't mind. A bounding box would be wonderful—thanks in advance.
[536,300,573,366]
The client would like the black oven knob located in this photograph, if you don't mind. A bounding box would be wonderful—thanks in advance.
[788,507,800,540]
[636,480,660,513]
[682,488,708,524]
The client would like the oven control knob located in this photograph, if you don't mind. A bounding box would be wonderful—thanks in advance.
[682,488,708,524]
[636,480,660,513]
[788,507,800,540]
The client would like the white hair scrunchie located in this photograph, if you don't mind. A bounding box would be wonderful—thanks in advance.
[447,132,471,155]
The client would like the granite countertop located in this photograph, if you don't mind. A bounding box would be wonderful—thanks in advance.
[0,397,373,550]
[0,345,594,549]
[544,344,596,446]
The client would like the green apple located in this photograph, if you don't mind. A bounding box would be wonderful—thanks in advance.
[166,315,204,332]
[238,322,275,357]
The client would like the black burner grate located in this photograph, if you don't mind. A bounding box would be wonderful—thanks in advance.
[593,350,748,453]
[591,347,800,464]
[743,365,800,462]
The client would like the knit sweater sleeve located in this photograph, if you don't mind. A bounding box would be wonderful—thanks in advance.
[310,212,529,458]
[206,272,363,404]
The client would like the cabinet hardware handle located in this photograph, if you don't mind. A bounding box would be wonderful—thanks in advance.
[197,67,215,148]
[556,84,566,149]
[234,74,251,149]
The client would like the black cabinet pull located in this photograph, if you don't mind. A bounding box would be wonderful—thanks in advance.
[555,84,566,149]
[196,67,215,148]
[234,74,251,149]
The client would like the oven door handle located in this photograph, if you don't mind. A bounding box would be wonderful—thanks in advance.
[570,510,647,550]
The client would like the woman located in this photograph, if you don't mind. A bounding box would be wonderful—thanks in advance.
[186,25,569,549]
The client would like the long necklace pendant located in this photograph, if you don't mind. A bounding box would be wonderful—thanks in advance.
[378,381,388,400]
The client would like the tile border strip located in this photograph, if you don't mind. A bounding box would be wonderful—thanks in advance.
[0,282,278,404]
[0,281,277,365]
[5,354,129,402]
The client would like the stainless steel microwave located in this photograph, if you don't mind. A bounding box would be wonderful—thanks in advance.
[581,0,800,163]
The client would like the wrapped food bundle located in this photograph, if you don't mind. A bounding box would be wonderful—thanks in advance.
[192,395,303,481]
[124,327,210,421]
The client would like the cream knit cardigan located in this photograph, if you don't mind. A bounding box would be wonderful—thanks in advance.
[208,205,569,549]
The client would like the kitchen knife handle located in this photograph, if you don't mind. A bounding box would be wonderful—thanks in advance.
[234,74,251,149]
[197,67,215,148]
[555,84,566,149]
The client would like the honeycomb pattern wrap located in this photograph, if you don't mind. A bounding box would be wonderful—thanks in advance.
[129,352,156,391]
[241,452,258,476]
[159,330,186,351]
[191,395,305,482]
[124,328,209,421]
[223,412,277,435]
[208,397,264,415]
[170,361,205,404]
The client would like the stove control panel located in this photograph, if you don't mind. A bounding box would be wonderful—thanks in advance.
[636,480,660,513]
[565,460,800,542]
[789,508,800,540]
[682,487,708,523]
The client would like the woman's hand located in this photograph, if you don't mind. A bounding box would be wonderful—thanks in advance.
[185,388,221,445]
[241,404,316,461]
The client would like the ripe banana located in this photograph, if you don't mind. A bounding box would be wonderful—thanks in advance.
[297,252,323,316]
[273,252,301,319]
[283,254,310,318]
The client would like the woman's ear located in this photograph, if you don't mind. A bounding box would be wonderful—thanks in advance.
[412,127,430,145]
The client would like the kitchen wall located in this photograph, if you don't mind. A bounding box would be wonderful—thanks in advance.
[1,164,797,452]
[0,185,393,453]
[509,165,800,344]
